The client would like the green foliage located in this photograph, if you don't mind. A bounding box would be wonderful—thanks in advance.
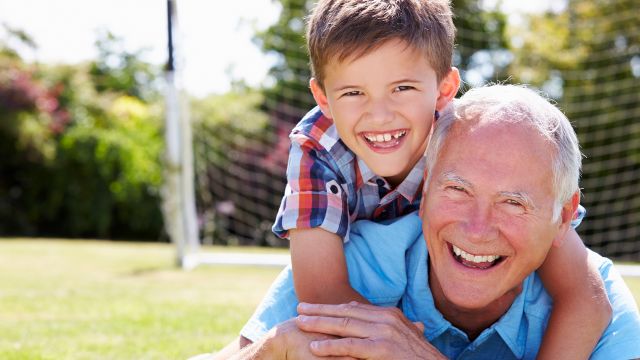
[507,0,640,253]
[453,0,510,88]
[53,96,164,238]
[254,0,314,119]
[0,28,164,239]
[191,89,269,167]
[89,30,160,102]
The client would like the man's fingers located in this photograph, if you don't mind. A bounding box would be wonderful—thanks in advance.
[296,314,375,338]
[310,337,377,359]
[298,302,404,323]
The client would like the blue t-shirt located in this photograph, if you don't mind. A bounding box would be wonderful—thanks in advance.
[241,213,640,359]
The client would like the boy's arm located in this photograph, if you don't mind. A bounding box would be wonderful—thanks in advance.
[289,227,369,304]
[536,228,612,360]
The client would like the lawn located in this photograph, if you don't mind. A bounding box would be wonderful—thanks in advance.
[0,239,284,360]
[1,239,639,359]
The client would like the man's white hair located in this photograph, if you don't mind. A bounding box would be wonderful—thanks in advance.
[425,84,582,220]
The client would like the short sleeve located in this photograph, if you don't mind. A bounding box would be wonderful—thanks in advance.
[589,256,640,359]
[570,204,586,229]
[272,138,349,239]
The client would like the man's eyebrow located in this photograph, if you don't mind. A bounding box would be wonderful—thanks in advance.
[439,172,473,188]
[499,191,536,209]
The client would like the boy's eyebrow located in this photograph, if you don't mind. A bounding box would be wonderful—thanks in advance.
[391,78,421,85]
[332,84,360,92]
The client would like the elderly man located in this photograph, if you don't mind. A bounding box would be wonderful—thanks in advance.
[216,85,640,359]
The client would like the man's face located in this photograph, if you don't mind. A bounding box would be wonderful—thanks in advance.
[311,39,458,186]
[422,120,569,310]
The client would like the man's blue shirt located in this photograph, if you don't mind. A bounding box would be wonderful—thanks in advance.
[241,212,640,359]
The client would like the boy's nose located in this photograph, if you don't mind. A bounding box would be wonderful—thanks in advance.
[366,99,394,125]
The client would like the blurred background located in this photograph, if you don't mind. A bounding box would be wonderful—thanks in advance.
[0,0,638,358]
[1,0,638,257]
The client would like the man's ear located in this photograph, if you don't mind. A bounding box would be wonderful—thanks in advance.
[552,191,580,247]
[435,67,461,112]
[418,169,428,219]
[309,78,332,119]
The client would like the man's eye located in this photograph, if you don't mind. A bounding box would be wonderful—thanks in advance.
[505,199,523,207]
[446,185,466,193]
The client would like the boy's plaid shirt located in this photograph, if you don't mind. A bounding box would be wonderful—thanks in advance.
[272,107,424,242]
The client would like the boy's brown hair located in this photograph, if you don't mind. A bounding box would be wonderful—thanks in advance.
[306,0,455,89]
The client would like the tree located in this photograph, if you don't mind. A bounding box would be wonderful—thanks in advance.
[89,30,160,102]
[0,28,165,240]
[509,0,640,259]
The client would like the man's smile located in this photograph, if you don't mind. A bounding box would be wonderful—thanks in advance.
[449,243,505,270]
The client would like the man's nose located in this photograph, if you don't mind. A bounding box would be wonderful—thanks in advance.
[463,204,499,243]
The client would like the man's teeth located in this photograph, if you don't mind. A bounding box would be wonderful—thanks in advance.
[452,244,500,263]
[364,130,406,143]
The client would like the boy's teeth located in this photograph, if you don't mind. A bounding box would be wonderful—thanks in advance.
[364,130,406,143]
[452,244,500,264]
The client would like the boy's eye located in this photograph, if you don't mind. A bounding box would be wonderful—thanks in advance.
[394,85,415,92]
[341,90,362,97]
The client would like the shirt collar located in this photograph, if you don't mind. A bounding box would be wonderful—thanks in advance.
[402,237,532,359]
[492,277,532,359]
[356,156,426,202]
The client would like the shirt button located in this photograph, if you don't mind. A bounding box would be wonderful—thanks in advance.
[376,179,385,187]
[329,184,339,194]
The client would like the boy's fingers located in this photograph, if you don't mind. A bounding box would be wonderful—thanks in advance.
[413,321,425,332]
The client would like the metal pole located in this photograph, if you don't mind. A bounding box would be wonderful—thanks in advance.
[164,0,183,267]
[163,0,200,269]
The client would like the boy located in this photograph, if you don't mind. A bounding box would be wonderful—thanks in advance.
[230,0,611,357]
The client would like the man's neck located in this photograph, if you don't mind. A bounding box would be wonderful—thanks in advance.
[428,265,521,340]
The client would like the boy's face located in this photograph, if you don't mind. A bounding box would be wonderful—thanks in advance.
[310,39,459,186]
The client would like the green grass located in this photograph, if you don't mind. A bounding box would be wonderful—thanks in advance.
[0,239,639,359]
[0,239,284,360]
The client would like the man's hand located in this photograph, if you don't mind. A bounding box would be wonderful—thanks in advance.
[224,318,345,360]
[295,302,447,360]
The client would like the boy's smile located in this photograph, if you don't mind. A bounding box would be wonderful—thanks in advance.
[310,39,459,187]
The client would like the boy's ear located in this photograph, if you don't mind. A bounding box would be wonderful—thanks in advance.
[552,191,580,247]
[309,78,333,119]
[435,67,461,112]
